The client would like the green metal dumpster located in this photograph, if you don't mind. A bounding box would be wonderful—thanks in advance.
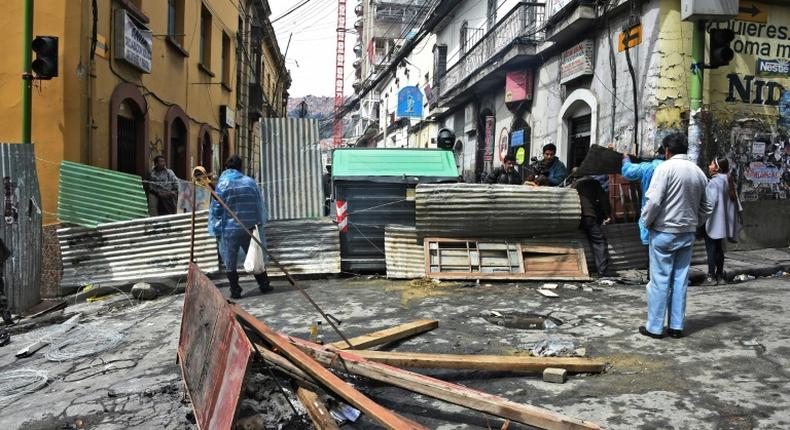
[332,148,459,271]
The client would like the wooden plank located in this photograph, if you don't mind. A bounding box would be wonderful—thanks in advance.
[285,336,602,430]
[333,350,605,374]
[328,319,439,350]
[233,305,426,430]
[296,387,341,430]
[521,245,575,254]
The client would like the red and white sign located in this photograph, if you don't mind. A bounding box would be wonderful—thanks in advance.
[560,40,595,84]
[505,69,534,103]
[484,116,495,162]
[336,200,348,232]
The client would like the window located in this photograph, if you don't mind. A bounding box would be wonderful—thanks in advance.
[221,32,231,89]
[167,0,185,48]
[199,5,213,73]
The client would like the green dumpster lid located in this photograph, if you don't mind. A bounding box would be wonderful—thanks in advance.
[332,148,458,182]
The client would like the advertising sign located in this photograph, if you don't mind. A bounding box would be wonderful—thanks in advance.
[505,70,534,103]
[756,58,790,76]
[511,129,525,147]
[396,86,424,118]
[560,40,594,84]
[484,116,494,162]
[746,162,782,183]
[113,9,152,73]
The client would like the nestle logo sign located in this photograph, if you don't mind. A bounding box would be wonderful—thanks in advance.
[756,59,790,76]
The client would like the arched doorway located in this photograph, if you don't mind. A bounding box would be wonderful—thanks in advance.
[165,106,189,180]
[198,125,214,174]
[557,89,598,169]
[110,83,148,176]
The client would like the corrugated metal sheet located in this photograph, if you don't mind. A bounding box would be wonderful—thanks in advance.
[264,218,341,277]
[58,214,341,287]
[415,184,581,239]
[261,118,323,220]
[58,160,148,228]
[0,143,42,312]
[336,181,416,271]
[385,225,424,279]
[58,211,219,287]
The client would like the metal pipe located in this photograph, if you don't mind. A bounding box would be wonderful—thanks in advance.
[208,188,353,349]
[22,0,34,144]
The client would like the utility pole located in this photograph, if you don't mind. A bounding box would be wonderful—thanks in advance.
[687,20,705,164]
[21,0,34,144]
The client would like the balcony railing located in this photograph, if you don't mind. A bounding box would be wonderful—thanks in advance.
[438,2,546,99]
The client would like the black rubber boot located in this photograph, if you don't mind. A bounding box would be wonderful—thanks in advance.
[227,271,242,299]
[254,271,273,294]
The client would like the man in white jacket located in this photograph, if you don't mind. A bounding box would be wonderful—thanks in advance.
[640,133,713,339]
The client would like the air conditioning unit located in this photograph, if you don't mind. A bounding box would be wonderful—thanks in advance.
[681,0,737,22]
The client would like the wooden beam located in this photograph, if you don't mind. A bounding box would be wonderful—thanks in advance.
[253,343,320,391]
[296,387,341,430]
[338,350,606,374]
[329,319,439,350]
[233,305,427,430]
[284,336,601,430]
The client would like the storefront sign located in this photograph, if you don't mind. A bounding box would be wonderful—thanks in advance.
[756,58,790,76]
[396,86,423,118]
[484,116,494,162]
[511,129,525,147]
[220,106,235,128]
[746,162,782,183]
[505,70,533,103]
[560,40,594,84]
[114,9,152,73]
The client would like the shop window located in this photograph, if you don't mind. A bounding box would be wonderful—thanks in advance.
[199,5,213,73]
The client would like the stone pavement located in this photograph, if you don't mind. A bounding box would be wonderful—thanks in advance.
[0,247,788,429]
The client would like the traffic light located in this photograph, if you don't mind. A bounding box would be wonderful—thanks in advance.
[708,29,735,68]
[31,36,58,79]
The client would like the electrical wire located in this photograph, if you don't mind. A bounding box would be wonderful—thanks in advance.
[272,0,318,24]
[0,369,49,408]
[45,325,125,362]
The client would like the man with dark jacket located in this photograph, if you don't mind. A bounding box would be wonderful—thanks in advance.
[486,154,522,184]
[572,175,612,276]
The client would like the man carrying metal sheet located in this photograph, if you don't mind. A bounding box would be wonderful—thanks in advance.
[209,155,272,299]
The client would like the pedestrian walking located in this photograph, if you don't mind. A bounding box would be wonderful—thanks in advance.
[146,155,179,216]
[702,157,741,285]
[485,154,522,184]
[640,133,713,339]
[572,174,612,276]
[209,155,272,299]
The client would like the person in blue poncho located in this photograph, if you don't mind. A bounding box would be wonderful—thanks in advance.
[209,155,271,299]
[621,143,665,246]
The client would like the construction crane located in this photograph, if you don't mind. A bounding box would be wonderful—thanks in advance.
[333,0,347,147]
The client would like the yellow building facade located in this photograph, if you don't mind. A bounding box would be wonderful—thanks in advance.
[1,0,289,225]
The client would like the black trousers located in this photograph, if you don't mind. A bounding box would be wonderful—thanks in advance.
[581,216,610,275]
[704,233,725,278]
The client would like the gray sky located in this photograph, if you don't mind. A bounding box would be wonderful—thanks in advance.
[270,0,355,98]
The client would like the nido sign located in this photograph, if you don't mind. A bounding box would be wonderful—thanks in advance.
[114,9,152,73]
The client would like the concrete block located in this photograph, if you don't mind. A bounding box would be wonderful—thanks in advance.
[543,367,567,384]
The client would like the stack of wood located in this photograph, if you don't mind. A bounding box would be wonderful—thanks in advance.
[235,310,606,430]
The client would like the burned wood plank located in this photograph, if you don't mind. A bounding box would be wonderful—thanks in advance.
[285,336,602,430]
[335,350,605,374]
[296,387,340,430]
[328,319,439,350]
[234,305,427,430]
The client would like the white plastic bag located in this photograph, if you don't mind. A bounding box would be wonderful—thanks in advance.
[243,226,266,274]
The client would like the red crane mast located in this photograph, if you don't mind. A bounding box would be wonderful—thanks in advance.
[333,0,347,147]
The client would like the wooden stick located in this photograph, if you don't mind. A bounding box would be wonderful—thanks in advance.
[234,305,426,430]
[296,387,340,430]
[253,343,319,391]
[336,350,606,374]
[329,319,439,350]
[284,336,601,430]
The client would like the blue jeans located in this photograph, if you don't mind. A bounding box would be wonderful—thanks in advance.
[646,230,695,335]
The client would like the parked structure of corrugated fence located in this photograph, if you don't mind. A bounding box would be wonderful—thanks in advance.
[58,160,148,228]
[384,225,424,279]
[0,143,42,312]
[261,118,323,220]
[415,184,581,238]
